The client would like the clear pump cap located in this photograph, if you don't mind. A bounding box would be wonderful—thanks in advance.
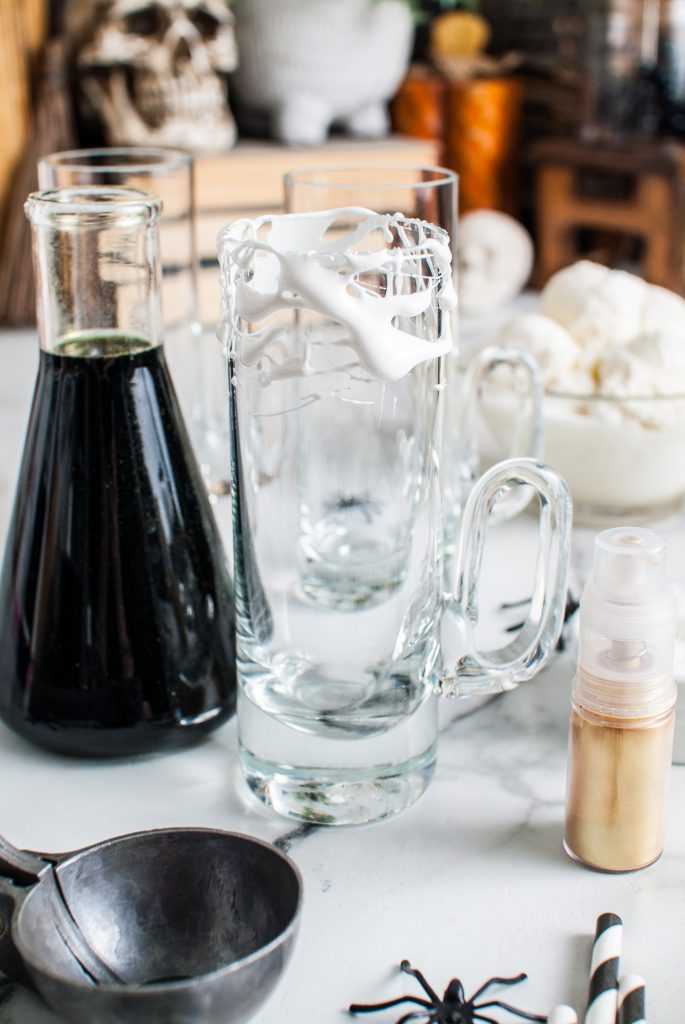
[592,527,666,603]
[576,527,677,717]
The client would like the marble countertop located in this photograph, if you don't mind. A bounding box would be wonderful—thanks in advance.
[0,332,683,1024]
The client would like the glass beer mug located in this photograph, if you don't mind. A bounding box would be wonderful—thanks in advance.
[219,208,571,826]
[284,164,544,541]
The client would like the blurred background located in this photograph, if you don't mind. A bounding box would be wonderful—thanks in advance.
[2,0,685,328]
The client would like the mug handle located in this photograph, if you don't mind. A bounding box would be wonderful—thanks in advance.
[454,346,543,523]
[440,458,572,698]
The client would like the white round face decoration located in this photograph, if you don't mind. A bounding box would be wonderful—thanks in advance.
[67,0,238,151]
[458,210,534,315]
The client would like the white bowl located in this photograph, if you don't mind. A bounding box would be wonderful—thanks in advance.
[483,388,685,526]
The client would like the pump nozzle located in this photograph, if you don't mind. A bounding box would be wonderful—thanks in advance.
[576,527,677,717]
[592,527,665,602]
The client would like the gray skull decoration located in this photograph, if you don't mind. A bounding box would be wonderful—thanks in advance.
[66,0,238,151]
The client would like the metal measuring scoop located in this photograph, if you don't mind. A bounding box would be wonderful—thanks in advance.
[0,827,302,1024]
[0,834,123,987]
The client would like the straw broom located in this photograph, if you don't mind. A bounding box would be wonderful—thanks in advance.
[0,38,75,326]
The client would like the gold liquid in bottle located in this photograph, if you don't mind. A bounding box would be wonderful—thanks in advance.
[565,688,675,871]
[563,529,677,873]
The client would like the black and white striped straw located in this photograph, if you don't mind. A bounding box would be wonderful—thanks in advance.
[548,1006,577,1023]
[584,912,623,1024]
[617,974,646,1024]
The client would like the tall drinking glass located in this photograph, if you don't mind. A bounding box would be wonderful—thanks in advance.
[38,147,227,493]
[284,165,542,540]
[219,208,571,826]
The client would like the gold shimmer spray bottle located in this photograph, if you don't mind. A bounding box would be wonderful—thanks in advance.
[564,527,677,872]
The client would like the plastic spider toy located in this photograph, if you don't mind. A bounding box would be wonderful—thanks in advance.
[324,492,384,525]
[349,961,547,1024]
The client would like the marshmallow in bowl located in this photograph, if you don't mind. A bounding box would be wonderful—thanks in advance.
[498,260,685,396]
[539,260,650,356]
[484,261,685,522]
[598,333,685,397]
[594,333,685,427]
[492,311,595,393]
[642,284,685,337]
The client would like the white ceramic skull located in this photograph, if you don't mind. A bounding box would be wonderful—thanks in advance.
[458,210,535,315]
[67,0,238,151]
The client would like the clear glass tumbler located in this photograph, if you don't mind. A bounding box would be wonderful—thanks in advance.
[219,207,572,826]
[37,147,228,494]
[284,164,542,544]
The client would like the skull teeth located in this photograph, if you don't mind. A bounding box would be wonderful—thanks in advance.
[134,72,225,126]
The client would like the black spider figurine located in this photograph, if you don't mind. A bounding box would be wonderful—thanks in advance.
[349,961,547,1024]
[324,492,384,525]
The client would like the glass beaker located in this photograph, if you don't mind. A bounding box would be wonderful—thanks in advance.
[284,164,542,545]
[219,208,571,826]
[0,187,236,756]
[37,147,229,495]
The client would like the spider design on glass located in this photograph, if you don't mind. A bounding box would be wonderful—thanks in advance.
[349,961,547,1024]
[324,492,384,524]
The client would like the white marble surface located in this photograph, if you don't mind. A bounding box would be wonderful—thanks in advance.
[0,332,683,1024]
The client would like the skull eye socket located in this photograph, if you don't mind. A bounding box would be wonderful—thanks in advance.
[123,6,167,39]
[189,7,220,40]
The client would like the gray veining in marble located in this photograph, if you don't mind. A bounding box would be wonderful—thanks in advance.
[0,331,682,1023]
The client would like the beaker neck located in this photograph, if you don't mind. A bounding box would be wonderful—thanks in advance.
[26,187,163,353]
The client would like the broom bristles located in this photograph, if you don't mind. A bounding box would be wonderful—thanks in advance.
[0,39,75,327]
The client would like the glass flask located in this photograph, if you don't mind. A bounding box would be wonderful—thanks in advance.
[38,147,230,496]
[0,187,236,756]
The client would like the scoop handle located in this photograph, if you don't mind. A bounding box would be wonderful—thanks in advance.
[0,835,121,987]
[0,836,47,991]
[0,835,50,886]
